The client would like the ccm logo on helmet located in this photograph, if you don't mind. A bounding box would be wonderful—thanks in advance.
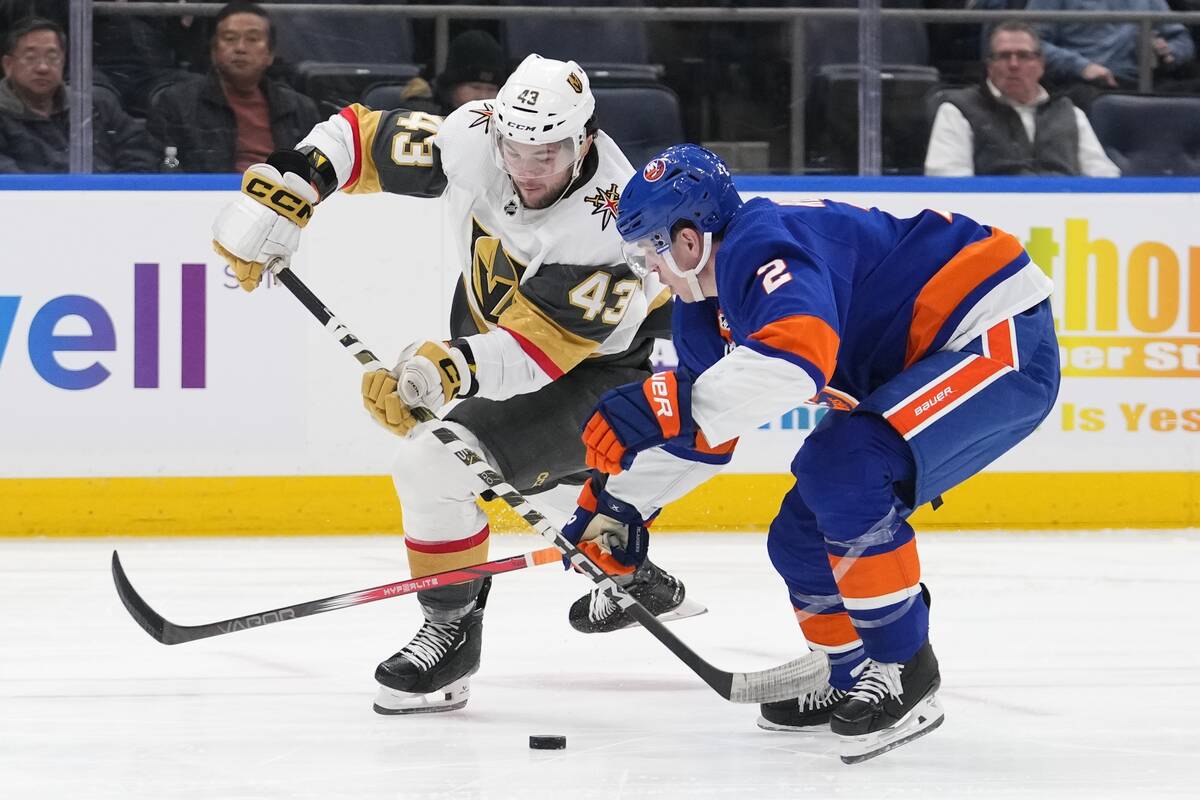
[643,160,667,182]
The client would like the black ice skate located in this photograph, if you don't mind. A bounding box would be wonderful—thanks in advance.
[831,640,944,764]
[372,579,490,715]
[568,559,706,634]
[757,684,849,732]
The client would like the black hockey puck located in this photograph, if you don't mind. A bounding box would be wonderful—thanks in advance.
[529,735,566,750]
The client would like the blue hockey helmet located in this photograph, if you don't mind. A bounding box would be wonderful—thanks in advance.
[616,145,742,301]
[616,144,742,242]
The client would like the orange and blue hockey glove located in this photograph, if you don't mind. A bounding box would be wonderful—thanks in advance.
[581,371,694,474]
[561,475,653,576]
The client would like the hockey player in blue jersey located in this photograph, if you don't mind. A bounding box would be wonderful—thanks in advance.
[560,145,1060,763]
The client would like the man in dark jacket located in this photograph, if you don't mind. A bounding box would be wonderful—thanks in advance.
[147,2,319,172]
[0,17,156,172]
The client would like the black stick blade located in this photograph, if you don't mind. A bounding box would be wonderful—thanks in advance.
[111,551,179,645]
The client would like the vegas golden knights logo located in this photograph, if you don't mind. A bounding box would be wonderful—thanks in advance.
[470,219,526,320]
[566,72,583,94]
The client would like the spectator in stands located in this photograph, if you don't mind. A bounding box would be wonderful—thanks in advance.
[396,30,508,115]
[0,1,204,117]
[1026,0,1194,105]
[0,17,156,172]
[925,21,1121,176]
[147,1,319,172]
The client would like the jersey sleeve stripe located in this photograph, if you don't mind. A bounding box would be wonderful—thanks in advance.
[694,429,737,456]
[498,325,565,380]
[905,227,1026,368]
[497,293,600,378]
[337,104,384,194]
[747,314,840,383]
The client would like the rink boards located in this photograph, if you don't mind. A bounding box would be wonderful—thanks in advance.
[1,175,1197,534]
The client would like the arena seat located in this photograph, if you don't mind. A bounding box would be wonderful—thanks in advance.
[592,84,685,170]
[1088,93,1200,176]
[807,64,941,174]
[296,63,422,113]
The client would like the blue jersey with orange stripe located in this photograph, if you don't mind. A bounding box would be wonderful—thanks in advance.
[704,197,1039,400]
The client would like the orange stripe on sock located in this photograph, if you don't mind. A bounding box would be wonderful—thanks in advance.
[830,538,921,601]
[906,228,1026,367]
[797,610,859,648]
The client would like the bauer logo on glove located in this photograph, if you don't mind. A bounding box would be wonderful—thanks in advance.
[582,371,694,474]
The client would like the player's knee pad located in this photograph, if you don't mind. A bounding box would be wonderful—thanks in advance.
[791,413,915,536]
[391,421,490,540]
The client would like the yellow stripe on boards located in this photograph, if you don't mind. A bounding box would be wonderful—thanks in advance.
[0,472,1196,537]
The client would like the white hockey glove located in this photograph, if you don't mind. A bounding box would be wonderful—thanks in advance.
[395,340,475,410]
[360,341,475,437]
[211,163,317,292]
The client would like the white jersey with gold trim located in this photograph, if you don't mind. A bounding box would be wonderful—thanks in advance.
[296,100,670,400]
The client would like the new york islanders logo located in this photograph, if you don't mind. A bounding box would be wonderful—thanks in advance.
[643,159,667,182]
[584,183,621,230]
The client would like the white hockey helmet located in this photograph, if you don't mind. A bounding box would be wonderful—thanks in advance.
[490,54,596,181]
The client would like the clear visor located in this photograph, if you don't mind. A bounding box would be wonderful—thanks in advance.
[492,133,578,179]
[620,230,671,279]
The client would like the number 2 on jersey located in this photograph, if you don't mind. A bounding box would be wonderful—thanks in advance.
[756,260,792,294]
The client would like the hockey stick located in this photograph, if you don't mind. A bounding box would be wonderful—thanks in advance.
[111,546,563,645]
[272,264,830,703]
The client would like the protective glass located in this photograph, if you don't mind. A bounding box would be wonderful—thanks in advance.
[620,230,672,279]
[492,133,578,179]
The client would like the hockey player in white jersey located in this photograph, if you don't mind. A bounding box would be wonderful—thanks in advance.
[210,55,699,714]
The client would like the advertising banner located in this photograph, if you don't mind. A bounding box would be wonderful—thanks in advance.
[2,178,1196,533]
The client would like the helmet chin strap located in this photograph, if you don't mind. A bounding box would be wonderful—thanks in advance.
[662,232,713,302]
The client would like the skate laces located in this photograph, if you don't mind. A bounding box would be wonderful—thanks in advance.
[802,685,847,711]
[587,587,619,622]
[847,659,904,704]
[399,619,460,670]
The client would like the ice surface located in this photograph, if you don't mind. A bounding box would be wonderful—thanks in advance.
[2,531,1199,799]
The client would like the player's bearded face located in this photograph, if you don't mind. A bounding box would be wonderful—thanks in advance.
[495,136,580,209]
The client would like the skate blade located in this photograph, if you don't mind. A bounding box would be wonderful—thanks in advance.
[755,716,834,734]
[839,693,944,764]
[610,598,710,631]
[372,679,470,716]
